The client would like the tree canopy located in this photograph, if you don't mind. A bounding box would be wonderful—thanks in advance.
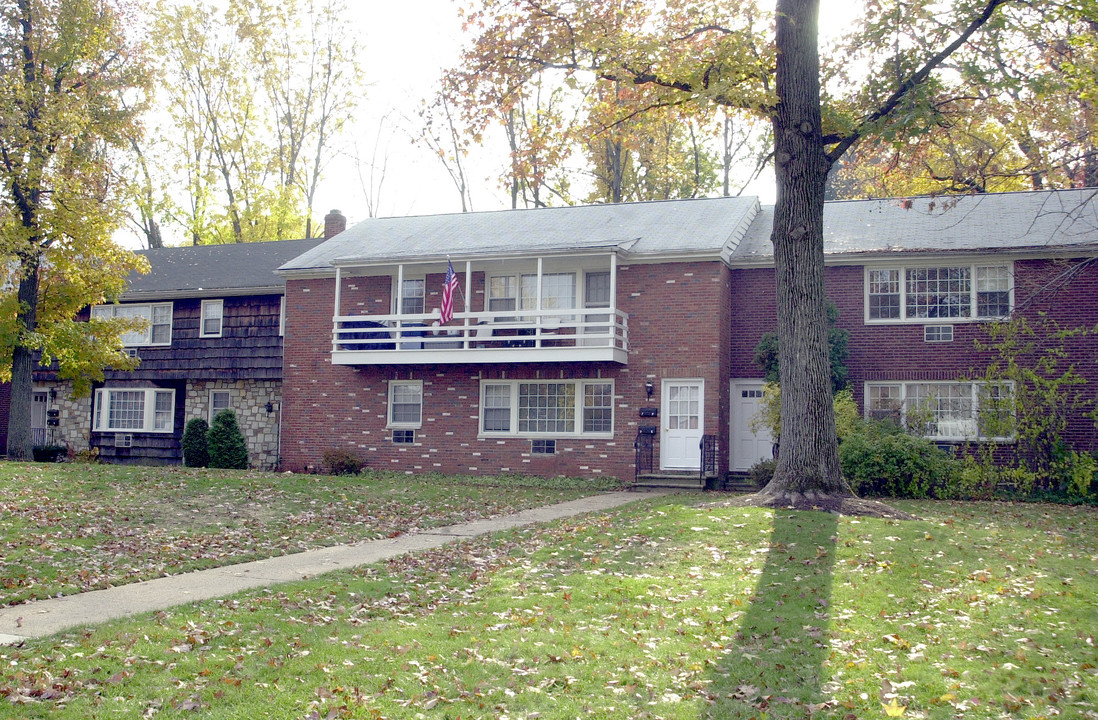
[0,0,151,458]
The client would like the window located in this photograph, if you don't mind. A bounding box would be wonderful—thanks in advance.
[488,276,517,313]
[865,381,1013,440]
[583,382,613,433]
[923,325,954,343]
[487,272,576,321]
[91,302,173,346]
[388,381,422,428]
[865,264,1011,322]
[392,429,415,444]
[209,389,231,423]
[482,384,512,432]
[480,380,614,436]
[201,299,224,337]
[93,388,175,433]
[399,278,425,315]
[519,382,575,433]
[531,439,556,455]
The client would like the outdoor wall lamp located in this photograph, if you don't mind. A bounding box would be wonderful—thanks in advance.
[265,401,274,414]
[644,381,654,401]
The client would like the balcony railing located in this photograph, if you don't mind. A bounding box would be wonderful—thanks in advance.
[331,308,629,365]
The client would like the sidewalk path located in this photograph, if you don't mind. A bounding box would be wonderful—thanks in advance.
[0,490,666,645]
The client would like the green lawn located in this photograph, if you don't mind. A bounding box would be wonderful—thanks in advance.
[2,492,1095,718]
[0,462,618,607]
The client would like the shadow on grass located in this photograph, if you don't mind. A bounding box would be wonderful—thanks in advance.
[706,509,838,718]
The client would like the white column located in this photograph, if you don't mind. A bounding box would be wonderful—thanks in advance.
[610,253,618,345]
[333,266,342,351]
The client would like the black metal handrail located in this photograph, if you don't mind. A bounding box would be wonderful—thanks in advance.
[634,428,655,481]
[699,434,718,481]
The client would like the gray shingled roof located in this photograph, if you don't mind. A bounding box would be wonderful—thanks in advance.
[123,238,326,299]
[278,196,761,272]
[734,189,1098,263]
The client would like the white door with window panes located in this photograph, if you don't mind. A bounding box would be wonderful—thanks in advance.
[661,380,703,470]
[730,380,774,471]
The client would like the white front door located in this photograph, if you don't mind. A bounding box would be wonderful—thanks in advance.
[661,380,703,470]
[730,380,774,471]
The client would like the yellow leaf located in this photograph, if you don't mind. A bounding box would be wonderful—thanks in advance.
[882,698,907,717]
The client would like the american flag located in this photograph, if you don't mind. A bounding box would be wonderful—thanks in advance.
[440,260,458,323]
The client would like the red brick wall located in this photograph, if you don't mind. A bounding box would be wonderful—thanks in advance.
[729,256,1098,453]
[281,260,731,480]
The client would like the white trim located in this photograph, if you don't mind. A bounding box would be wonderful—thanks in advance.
[863,261,1014,324]
[91,302,173,347]
[209,388,231,424]
[93,388,175,434]
[863,380,1015,442]
[387,380,423,429]
[478,379,615,438]
[200,299,224,338]
[728,379,772,472]
[660,378,705,471]
[279,295,286,336]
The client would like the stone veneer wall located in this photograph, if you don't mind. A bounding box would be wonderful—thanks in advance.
[185,380,282,470]
[39,382,92,451]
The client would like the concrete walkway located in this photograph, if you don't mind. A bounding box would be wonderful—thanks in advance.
[0,490,666,645]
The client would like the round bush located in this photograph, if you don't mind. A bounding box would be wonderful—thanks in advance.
[839,426,954,499]
[208,410,249,469]
[181,417,210,467]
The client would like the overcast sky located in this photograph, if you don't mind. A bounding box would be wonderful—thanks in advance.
[140,1,859,246]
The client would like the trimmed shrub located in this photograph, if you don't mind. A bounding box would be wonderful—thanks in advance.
[181,417,210,468]
[839,424,955,499]
[32,445,67,462]
[208,410,249,469]
[322,448,365,476]
[748,458,776,489]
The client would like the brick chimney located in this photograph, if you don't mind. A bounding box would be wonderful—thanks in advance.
[323,209,346,239]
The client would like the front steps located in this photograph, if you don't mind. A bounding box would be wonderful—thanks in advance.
[632,472,760,492]
[633,472,706,490]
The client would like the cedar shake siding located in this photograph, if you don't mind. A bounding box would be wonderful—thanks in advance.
[101,295,285,382]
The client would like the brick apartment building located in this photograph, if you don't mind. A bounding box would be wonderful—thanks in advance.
[4,189,1096,480]
[276,189,1098,481]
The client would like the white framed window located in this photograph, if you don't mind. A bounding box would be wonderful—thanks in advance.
[864,263,1012,323]
[200,299,224,337]
[480,380,614,437]
[93,388,175,433]
[388,380,423,428]
[91,302,173,346]
[488,272,576,320]
[865,381,1014,440]
[209,389,231,423]
[398,278,425,315]
[488,275,518,313]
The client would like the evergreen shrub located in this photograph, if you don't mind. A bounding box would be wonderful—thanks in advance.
[181,417,210,468]
[208,410,249,469]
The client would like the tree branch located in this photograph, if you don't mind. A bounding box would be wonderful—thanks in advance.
[825,0,1010,164]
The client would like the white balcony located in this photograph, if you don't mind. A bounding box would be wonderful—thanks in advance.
[331,308,629,365]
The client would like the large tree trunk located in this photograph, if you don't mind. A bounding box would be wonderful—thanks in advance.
[757,0,853,501]
[7,256,40,461]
